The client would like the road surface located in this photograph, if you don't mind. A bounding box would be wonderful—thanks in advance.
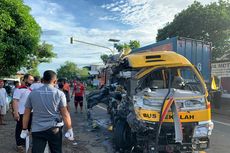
[0,99,229,153]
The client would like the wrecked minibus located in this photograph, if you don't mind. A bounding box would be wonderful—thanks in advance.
[111,51,213,153]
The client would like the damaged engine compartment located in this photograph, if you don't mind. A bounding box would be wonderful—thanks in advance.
[87,51,214,153]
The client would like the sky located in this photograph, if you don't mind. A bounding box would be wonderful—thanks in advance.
[24,0,217,74]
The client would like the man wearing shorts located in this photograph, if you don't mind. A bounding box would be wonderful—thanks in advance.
[71,81,85,113]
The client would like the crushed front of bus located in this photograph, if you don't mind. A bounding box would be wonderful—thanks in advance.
[126,65,213,152]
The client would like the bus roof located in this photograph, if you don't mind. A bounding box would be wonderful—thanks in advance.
[124,51,192,68]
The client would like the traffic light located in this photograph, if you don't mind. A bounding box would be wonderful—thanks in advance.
[70,37,73,44]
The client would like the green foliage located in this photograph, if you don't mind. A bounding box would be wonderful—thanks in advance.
[26,42,56,70]
[114,43,124,52]
[79,68,89,78]
[100,54,109,64]
[36,42,56,63]
[0,0,40,76]
[0,0,55,76]
[156,1,230,61]
[129,40,141,50]
[100,40,140,64]
[114,40,140,52]
[57,61,89,80]
[27,68,40,77]
[57,61,78,80]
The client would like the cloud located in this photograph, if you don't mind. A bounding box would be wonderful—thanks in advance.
[101,1,125,9]
[100,0,218,33]
[24,0,103,73]
[24,0,218,75]
[110,6,122,12]
[98,16,118,21]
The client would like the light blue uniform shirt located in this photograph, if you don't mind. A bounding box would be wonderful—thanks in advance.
[25,84,67,132]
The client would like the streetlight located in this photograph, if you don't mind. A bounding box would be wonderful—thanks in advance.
[70,37,114,54]
[108,39,120,43]
[108,39,120,53]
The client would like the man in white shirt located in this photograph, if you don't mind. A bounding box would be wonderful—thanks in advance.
[0,80,7,125]
[13,74,34,152]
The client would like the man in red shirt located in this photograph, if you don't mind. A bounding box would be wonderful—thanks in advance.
[71,81,85,113]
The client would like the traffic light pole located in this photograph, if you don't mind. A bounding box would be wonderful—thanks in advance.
[70,37,114,54]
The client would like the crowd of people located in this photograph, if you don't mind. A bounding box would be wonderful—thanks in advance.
[0,70,85,153]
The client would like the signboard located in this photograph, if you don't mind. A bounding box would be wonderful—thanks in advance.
[212,62,230,77]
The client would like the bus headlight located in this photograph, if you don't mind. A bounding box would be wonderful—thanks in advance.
[193,121,214,138]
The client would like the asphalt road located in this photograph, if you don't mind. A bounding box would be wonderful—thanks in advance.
[1,98,229,153]
[206,114,230,153]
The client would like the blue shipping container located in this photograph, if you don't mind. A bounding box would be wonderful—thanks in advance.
[131,37,211,83]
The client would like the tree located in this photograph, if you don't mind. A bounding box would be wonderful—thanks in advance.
[26,42,56,70]
[114,40,140,52]
[36,42,56,63]
[100,40,140,64]
[129,40,141,50]
[57,61,89,80]
[27,68,40,77]
[78,68,89,80]
[0,0,55,76]
[156,1,230,61]
[114,43,130,52]
[100,54,109,64]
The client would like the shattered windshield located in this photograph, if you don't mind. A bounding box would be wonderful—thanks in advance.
[136,66,205,94]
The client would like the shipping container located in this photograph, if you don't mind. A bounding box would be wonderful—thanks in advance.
[131,37,212,83]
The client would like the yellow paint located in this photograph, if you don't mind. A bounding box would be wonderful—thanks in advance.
[125,51,191,68]
[133,59,208,97]
[143,96,205,100]
[125,51,209,96]
[127,51,210,124]
[135,108,211,123]
[211,76,218,90]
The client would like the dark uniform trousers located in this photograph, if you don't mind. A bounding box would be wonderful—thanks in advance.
[15,114,32,146]
[32,127,63,153]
